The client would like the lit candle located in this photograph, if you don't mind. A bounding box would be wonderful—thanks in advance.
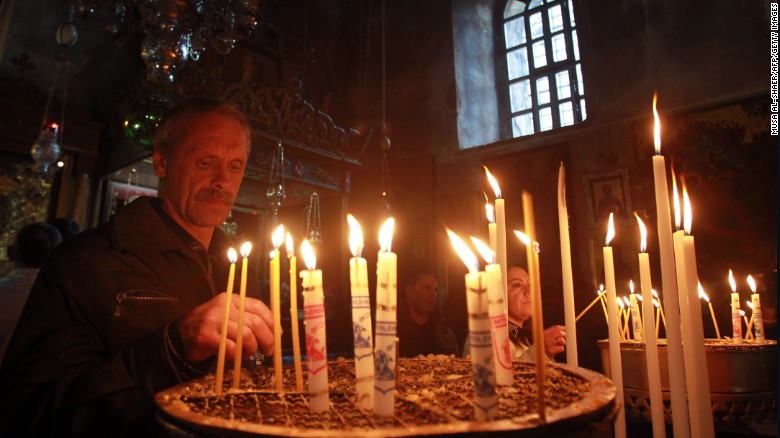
[575,289,608,323]
[745,301,755,341]
[286,232,304,392]
[215,248,238,395]
[471,236,512,386]
[599,285,609,323]
[374,218,397,417]
[448,230,497,421]
[729,269,742,344]
[698,284,721,339]
[652,290,666,337]
[602,213,626,438]
[521,191,546,423]
[651,94,690,438]
[748,275,765,343]
[557,162,578,367]
[270,225,285,391]
[635,213,665,438]
[618,297,629,341]
[486,201,497,254]
[300,239,329,412]
[347,214,375,409]
[629,281,643,341]
[678,183,715,438]
[740,310,750,340]
[232,242,252,390]
[653,299,662,338]
[485,166,508,314]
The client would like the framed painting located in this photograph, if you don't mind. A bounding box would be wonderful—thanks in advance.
[583,168,632,228]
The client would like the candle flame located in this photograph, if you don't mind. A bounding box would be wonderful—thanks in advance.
[728,269,736,292]
[622,296,631,307]
[346,214,364,257]
[597,289,605,297]
[483,166,502,199]
[652,289,659,299]
[514,230,531,246]
[378,217,395,252]
[682,180,692,234]
[747,275,757,294]
[746,300,753,310]
[485,203,495,224]
[301,239,316,270]
[599,283,605,292]
[272,225,285,249]
[227,248,238,264]
[634,212,648,253]
[447,229,478,274]
[739,310,746,317]
[618,298,625,309]
[671,170,681,231]
[629,279,635,294]
[652,298,660,308]
[653,92,661,154]
[605,213,615,246]
[240,242,252,258]
[470,236,495,265]
[636,293,643,302]
[285,232,294,258]
[698,282,708,301]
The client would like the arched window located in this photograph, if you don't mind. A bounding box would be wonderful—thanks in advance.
[501,0,585,137]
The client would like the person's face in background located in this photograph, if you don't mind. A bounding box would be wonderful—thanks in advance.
[507,266,532,324]
[406,274,439,316]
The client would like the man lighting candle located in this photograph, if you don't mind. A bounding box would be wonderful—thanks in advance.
[0,100,275,435]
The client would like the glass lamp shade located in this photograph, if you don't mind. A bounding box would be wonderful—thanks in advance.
[123,95,171,151]
[56,22,79,47]
[31,124,62,172]
[140,31,189,83]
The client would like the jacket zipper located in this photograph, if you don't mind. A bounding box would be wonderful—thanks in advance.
[114,291,177,316]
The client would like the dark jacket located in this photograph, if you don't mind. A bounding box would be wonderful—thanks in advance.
[0,197,260,436]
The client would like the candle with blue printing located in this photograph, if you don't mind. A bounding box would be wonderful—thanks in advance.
[300,239,329,412]
[448,230,497,421]
[374,218,397,417]
[286,232,304,392]
[651,94,689,437]
[347,214,375,410]
[471,236,512,386]
[603,213,626,438]
[728,270,742,344]
[215,247,237,395]
[232,242,252,389]
[635,213,665,437]
[747,275,765,343]
[270,225,285,391]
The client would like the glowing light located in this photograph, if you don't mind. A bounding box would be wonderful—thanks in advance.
[347,214,364,257]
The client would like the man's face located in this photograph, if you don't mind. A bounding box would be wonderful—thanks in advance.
[153,112,249,232]
[507,267,532,323]
[406,274,439,315]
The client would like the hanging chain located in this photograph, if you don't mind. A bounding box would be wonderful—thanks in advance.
[305,192,321,244]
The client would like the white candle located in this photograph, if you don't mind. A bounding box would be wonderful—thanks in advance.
[557,163,578,367]
[485,166,508,314]
[270,225,285,391]
[603,213,626,438]
[471,237,512,386]
[521,192,547,423]
[232,242,252,390]
[347,214,375,410]
[679,186,715,438]
[486,202,497,254]
[286,233,304,392]
[449,231,497,421]
[215,248,237,395]
[728,269,742,344]
[629,281,643,341]
[635,213,666,438]
[374,218,397,417]
[300,240,329,412]
[747,275,765,343]
[651,95,690,438]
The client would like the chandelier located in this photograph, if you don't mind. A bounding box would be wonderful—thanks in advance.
[77,0,264,83]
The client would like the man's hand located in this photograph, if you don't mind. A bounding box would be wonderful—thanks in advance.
[543,325,567,359]
[177,293,274,363]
